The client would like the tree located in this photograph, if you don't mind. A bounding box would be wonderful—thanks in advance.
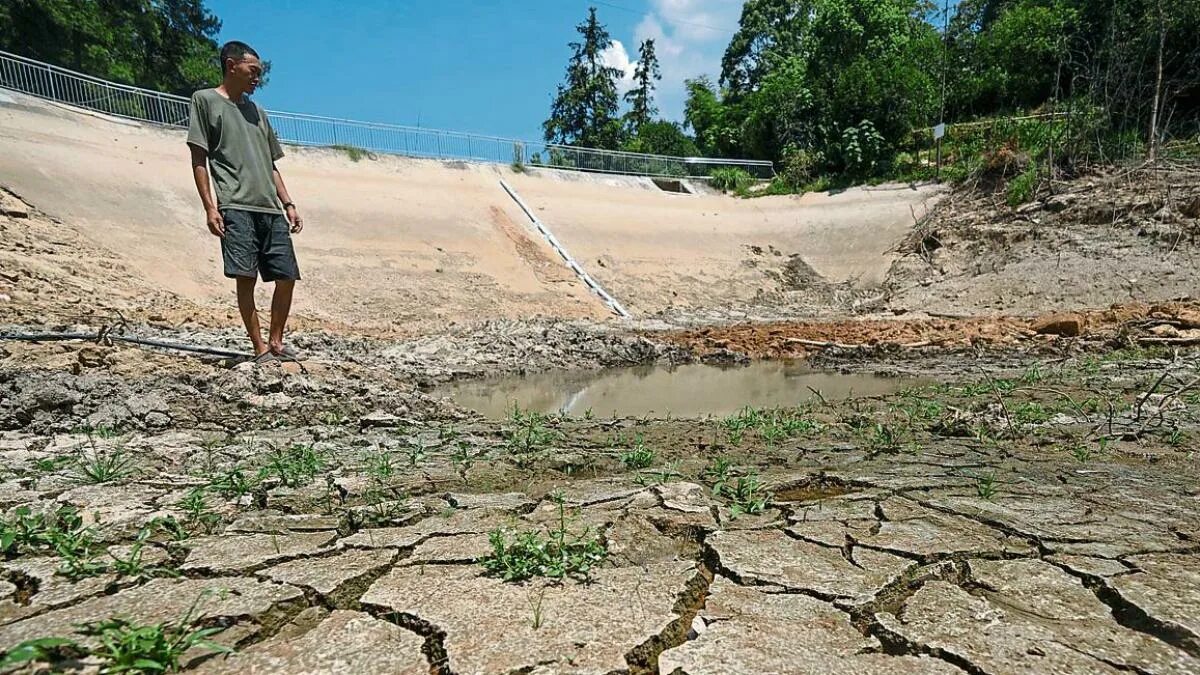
[543,7,625,149]
[623,120,700,157]
[0,0,224,95]
[624,39,662,132]
[720,0,813,96]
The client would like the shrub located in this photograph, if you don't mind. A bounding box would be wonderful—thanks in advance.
[709,167,754,193]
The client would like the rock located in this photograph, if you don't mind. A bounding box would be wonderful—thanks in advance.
[124,393,169,419]
[360,562,704,674]
[195,610,427,675]
[658,578,959,675]
[708,529,912,602]
[1031,313,1085,337]
[1043,194,1078,213]
[1108,554,1200,652]
[261,548,397,606]
[402,533,494,564]
[340,509,509,550]
[444,491,534,512]
[0,557,117,625]
[853,497,1035,559]
[359,410,405,428]
[876,559,1199,674]
[1181,196,1200,219]
[0,577,303,652]
[181,531,338,573]
[1172,307,1200,329]
[227,512,342,533]
[143,411,172,428]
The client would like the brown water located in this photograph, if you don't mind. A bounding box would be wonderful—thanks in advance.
[437,362,921,419]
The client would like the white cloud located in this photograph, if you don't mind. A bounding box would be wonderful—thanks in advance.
[601,40,638,93]
[629,0,743,123]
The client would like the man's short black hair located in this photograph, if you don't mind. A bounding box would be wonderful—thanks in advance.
[220,41,259,72]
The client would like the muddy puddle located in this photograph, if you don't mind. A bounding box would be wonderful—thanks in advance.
[438,361,922,418]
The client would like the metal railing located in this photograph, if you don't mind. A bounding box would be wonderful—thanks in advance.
[0,49,775,180]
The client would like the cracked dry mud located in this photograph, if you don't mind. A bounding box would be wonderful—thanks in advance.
[2,329,1200,674]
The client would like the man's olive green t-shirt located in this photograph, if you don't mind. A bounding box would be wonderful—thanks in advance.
[187,88,284,214]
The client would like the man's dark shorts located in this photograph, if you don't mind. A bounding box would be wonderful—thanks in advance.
[220,209,301,282]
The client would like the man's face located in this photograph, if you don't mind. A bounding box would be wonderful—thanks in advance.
[225,54,263,93]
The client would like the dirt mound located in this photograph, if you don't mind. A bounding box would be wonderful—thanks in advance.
[884,165,1200,317]
[659,301,1200,359]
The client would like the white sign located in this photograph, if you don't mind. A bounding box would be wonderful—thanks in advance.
[933,123,946,140]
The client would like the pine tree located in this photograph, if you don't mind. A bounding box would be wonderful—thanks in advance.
[624,39,662,132]
[543,7,624,149]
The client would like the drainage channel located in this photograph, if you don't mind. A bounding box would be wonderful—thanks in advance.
[499,179,630,319]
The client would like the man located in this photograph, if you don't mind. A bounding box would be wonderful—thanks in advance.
[187,40,304,362]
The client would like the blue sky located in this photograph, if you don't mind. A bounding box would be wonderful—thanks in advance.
[207,0,746,142]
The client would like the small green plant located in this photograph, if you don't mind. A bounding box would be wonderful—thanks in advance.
[365,448,397,480]
[260,444,324,488]
[866,422,906,453]
[1,595,232,672]
[209,466,258,500]
[1013,402,1052,426]
[1069,440,1093,463]
[701,457,734,496]
[481,492,606,582]
[148,515,190,542]
[527,587,547,629]
[975,472,998,500]
[450,441,474,472]
[33,456,71,474]
[635,461,681,486]
[1006,162,1039,207]
[620,436,655,470]
[179,489,221,534]
[70,444,135,484]
[504,404,558,453]
[404,444,427,468]
[722,474,772,518]
[0,638,83,670]
[108,526,177,581]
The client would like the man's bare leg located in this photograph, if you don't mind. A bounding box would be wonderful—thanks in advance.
[236,277,269,356]
[268,279,295,355]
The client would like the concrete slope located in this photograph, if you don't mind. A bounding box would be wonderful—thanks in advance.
[0,89,942,329]
[506,172,943,316]
[0,91,603,330]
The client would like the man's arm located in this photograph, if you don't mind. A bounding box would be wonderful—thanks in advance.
[190,145,225,238]
[272,166,303,234]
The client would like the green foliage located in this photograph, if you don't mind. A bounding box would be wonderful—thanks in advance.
[505,405,558,454]
[624,39,662,132]
[75,613,231,673]
[260,444,324,488]
[330,144,368,162]
[0,506,86,557]
[543,8,625,149]
[709,167,755,193]
[178,488,221,534]
[0,637,83,670]
[481,492,607,582]
[720,474,773,518]
[0,0,225,97]
[71,443,135,484]
[1006,162,1040,206]
[619,436,655,470]
[622,120,700,157]
[974,472,999,500]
